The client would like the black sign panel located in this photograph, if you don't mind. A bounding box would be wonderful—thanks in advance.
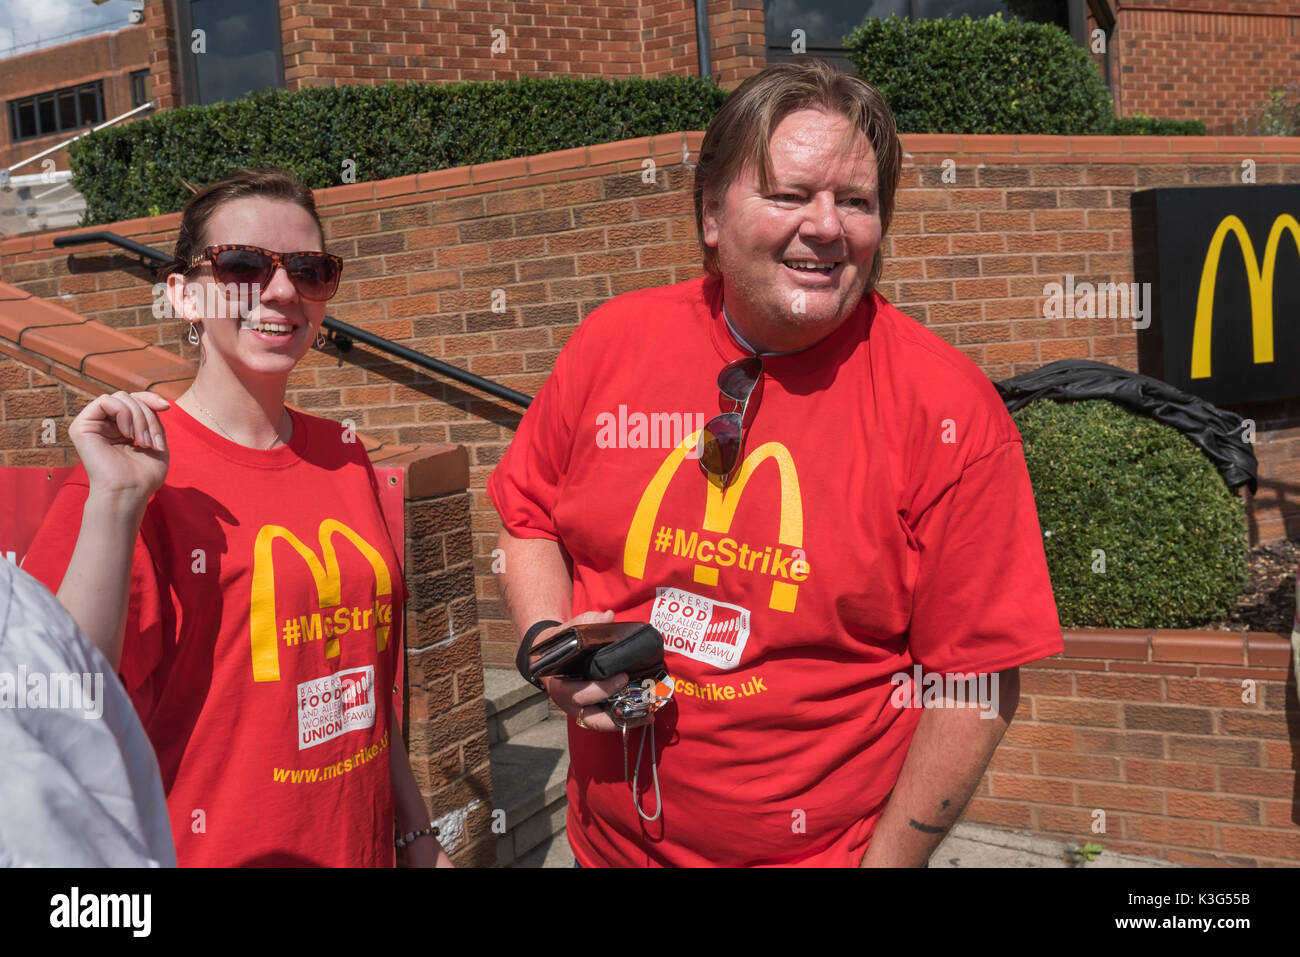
[1133,185,1300,406]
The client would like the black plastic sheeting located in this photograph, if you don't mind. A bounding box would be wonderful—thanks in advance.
[995,359,1259,494]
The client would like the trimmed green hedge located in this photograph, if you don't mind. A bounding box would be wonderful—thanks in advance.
[1111,113,1207,136]
[68,76,729,225]
[1012,399,1247,629]
[71,30,1205,223]
[845,14,1206,136]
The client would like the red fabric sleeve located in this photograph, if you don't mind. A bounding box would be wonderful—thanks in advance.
[906,440,1064,674]
[17,472,87,596]
[20,473,166,710]
[486,321,588,541]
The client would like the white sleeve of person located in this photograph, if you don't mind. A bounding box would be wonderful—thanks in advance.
[1292,563,1299,690]
[0,558,176,867]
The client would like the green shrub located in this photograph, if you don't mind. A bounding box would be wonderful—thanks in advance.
[845,14,1205,136]
[1012,399,1248,629]
[1234,87,1300,137]
[68,76,729,225]
[1110,113,1207,136]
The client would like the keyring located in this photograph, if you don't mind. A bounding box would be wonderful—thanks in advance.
[604,673,676,722]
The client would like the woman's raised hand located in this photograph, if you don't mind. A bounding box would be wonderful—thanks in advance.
[68,391,171,506]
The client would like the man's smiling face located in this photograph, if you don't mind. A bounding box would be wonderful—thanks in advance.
[702,107,882,353]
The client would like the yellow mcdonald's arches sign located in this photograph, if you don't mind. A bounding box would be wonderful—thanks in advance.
[1190,213,1300,379]
[624,431,804,612]
[249,519,394,683]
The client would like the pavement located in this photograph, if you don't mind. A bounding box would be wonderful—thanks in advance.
[514,822,1181,868]
[930,822,1181,868]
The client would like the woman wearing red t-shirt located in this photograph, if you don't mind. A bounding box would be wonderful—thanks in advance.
[26,169,450,867]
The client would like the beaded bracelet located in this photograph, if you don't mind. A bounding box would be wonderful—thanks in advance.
[395,822,440,849]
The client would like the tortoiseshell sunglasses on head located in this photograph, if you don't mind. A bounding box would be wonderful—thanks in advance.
[185,244,343,301]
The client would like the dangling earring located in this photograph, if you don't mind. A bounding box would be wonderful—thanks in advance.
[316,330,328,349]
[188,322,199,345]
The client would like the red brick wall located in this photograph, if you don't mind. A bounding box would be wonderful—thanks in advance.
[121,0,1300,137]
[1112,0,1300,133]
[0,356,82,468]
[154,0,762,95]
[280,0,644,87]
[19,1,1300,154]
[642,0,701,78]
[0,25,150,171]
[139,0,762,106]
[640,0,765,85]
[3,132,1299,668]
[986,630,1297,866]
[706,0,765,86]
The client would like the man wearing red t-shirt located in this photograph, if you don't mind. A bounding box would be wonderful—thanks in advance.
[489,59,1063,867]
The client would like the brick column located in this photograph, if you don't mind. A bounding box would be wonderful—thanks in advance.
[380,445,496,867]
[143,0,184,109]
[708,0,765,87]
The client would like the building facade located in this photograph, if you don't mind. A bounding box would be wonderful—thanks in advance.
[1090,0,1300,135]
[3,0,1297,181]
[0,25,149,173]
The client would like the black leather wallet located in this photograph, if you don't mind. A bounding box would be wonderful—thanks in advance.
[526,621,665,685]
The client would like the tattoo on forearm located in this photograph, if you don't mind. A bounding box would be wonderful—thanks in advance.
[908,797,955,835]
[908,819,946,834]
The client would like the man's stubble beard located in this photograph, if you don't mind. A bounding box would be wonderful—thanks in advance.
[724,269,873,344]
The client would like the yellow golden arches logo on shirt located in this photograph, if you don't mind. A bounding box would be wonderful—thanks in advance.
[624,431,805,613]
[249,520,394,683]
[1190,213,1300,379]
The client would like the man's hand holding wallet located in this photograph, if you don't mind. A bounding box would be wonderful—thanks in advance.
[518,610,673,733]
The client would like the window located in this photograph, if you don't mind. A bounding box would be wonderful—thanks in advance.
[8,81,105,142]
[766,0,907,69]
[79,86,100,123]
[178,0,285,106]
[995,0,1070,30]
[766,0,1073,67]
[57,90,77,129]
[130,69,150,108]
[37,94,56,133]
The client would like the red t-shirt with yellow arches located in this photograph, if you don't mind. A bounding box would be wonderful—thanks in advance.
[489,275,1063,867]
[24,404,406,867]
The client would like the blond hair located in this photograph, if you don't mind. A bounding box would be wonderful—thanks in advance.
[693,57,903,291]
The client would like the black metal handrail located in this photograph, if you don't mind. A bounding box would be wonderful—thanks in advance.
[52,231,533,409]
[55,231,171,270]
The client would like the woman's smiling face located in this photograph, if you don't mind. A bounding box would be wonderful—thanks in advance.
[174,196,328,379]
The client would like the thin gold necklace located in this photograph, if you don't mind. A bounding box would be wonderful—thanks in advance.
[190,393,288,450]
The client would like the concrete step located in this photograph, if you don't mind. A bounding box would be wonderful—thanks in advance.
[490,708,571,867]
[486,667,574,867]
[510,829,577,868]
[485,666,557,745]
